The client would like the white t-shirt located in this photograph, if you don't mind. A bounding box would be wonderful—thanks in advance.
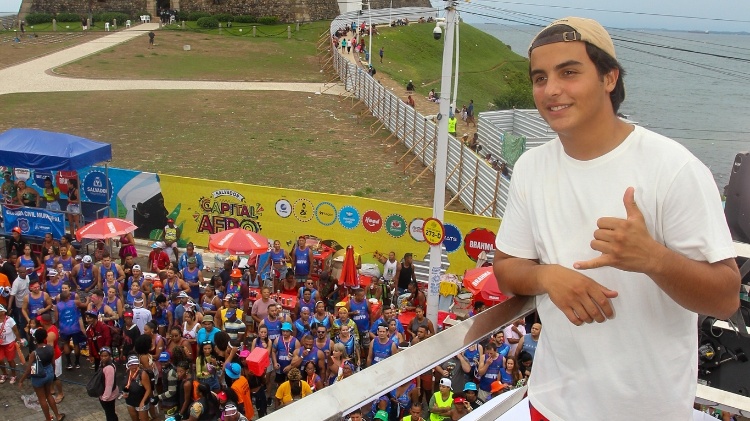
[383,259,398,281]
[495,125,736,421]
[132,306,152,334]
[10,276,30,303]
[0,315,17,345]
[503,323,525,356]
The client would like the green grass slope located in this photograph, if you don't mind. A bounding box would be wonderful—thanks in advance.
[374,22,532,111]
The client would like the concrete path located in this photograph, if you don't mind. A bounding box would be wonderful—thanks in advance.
[0,23,345,96]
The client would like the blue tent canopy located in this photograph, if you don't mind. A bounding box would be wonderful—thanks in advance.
[0,128,112,171]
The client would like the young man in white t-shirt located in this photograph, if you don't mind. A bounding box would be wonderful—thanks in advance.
[493,17,740,421]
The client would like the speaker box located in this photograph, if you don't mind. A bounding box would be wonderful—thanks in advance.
[725,152,750,244]
[698,325,750,397]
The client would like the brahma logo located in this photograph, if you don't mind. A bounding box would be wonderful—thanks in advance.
[471,270,492,287]
[362,210,382,233]
[463,228,496,261]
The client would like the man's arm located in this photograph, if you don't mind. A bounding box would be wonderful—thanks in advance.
[514,336,525,360]
[573,187,740,319]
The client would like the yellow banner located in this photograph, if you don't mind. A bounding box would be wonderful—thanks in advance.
[159,174,500,275]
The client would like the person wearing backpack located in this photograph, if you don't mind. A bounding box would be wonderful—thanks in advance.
[96,347,119,420]
[17,328,65,421]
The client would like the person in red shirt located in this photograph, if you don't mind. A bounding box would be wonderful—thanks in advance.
[85,310,111,371]
[39,313,64,403]
[148,242,170,273]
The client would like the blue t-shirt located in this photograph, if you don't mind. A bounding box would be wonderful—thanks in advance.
[196,327,218,345]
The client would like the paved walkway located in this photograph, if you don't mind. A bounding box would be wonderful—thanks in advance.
[0,23,345,96]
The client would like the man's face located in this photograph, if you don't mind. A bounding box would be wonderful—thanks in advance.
[304,280,314,290]
[106,271,115,282]
[530,41,617,139]
[269,305,279,318]
[382,308,392,320]
[316,326,328,339]
[495,332,505,344]
[404,255,412,264]
[409,406,422,419]
[12,232,19,240]
[125,255,134,266]
[298,238,305,247]
[377,327,388,340]
[349,413,363,421]
[261,288,270,299]
[203,321,214,331]
[29,282,40,293]
[167,269,175,279]
[417,326,427,339]
[303,337,314,350]
[102,256,111,266]
[44,233,52,242]
[465,390,477,402]
[531,323,542,336]
[388,252,395,261]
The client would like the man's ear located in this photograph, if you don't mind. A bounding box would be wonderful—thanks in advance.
[604,68,619,94]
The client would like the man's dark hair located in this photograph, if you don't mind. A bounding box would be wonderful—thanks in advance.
[155,294,167,304]
[530,24,626,114]
[90,288,104,297]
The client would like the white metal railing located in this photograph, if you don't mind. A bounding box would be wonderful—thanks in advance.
[329,7,508,218]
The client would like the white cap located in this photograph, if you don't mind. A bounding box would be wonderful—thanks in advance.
[47,269,58,277]
[177,291,190,298]
[440,378,452,389]
[132,264,141,271]
[82,255,93,264]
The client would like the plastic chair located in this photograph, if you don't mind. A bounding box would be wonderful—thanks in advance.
[125,20,131,28]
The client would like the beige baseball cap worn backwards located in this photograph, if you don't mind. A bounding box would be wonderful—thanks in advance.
[529,16,616,59]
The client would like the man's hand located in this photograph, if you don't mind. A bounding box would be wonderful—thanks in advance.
[574,187,662,273]
[540,265,618,325]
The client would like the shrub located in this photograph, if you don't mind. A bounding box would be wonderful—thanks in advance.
[188,11,210,21]
[234,15,256,24]
[55,12,81,22]
[257,16,279,25]
[25,13,53,25]
[176,11,189,21]
[493,72,535,110]
[99,12,129,24]
[196,16,219,29]
[213,13,233,23]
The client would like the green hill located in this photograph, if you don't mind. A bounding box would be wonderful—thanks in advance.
[374,21,533,112]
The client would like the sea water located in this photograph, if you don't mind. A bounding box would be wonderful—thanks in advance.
[475,23,750,190]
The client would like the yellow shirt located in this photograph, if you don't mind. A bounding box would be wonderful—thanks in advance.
[219,307,244,326]
[275,380,312,405]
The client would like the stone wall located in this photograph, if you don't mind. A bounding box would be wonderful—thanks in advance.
[369,0,432,9]
[30,0,149,16]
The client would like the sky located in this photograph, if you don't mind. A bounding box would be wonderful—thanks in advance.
[2,0,749,32]
[432,0,750,32]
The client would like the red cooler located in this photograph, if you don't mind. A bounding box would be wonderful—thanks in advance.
[246,347,270,376]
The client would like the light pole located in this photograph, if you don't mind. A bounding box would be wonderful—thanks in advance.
[367,0,372,66]
[452,13,460,111]
[426,1,456,328]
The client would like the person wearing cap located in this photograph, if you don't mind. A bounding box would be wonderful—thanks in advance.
[0,303,22,384]
[97,346,119,420]
[196,314,218,345]
[181,255,203,301]
[274,367,312,408]
[178,242,204,272]
[450,393,472,419]
[6,226,26,258]
[148,242,170,273]
[272,321,299,385]
[156,350,179,417]
[222,402,250,421]
[290,236,313,284]
[221,305,247,342]
[122,309,141,357]
[56,283,86,369]
[226,362,255,419]
[494,17,741,421]
[85,309,111,370]
[132,291,153,334]
[126,262,145,290]
[123,353,154,420]
[429,378,454,421]
[162,218,180,260]
[462,382,483,410]
[71,255,98,293]
[225,268,249,307]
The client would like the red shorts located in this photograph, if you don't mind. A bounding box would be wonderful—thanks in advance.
[529,402,550,421]
[0,342,17,361]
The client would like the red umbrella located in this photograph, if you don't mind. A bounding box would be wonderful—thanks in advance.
[462,267,510,304]
[75,217,137,242]
[339,245,358,287]
[209,228,268,255]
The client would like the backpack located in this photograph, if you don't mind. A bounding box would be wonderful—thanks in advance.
[86,362,115,397]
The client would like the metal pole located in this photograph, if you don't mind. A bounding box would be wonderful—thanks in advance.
[368,0,372,66]
[389,0,392,26]
[452,13,460,110]
[427,1,456,328]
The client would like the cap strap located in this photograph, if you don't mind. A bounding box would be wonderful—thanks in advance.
[529,30,581,52]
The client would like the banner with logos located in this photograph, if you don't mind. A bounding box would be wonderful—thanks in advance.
[2,206,66,238]
[158,174,501,275]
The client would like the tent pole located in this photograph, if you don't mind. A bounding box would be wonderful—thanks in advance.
[105,162,111,256]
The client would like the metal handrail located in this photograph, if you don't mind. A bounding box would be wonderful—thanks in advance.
[263,296,536,420]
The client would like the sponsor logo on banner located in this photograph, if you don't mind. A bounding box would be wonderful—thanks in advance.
[33,171,53,188]
[409,218,425,242]
[14,168,30,181]
[385,214,407,238]
[275,199,292,218]
[443,223,462,253]
[293,198,314,222]
[56,170,78,195]
[362,210,382,233]
[3,206,66,238]
[82,171,113,203]
[339,205,360,230]
[470,270,493,288]
[315,202,337,226]
[464,228,496,261]
[197,189,263,233]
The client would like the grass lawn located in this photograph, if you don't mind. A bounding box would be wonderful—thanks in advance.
[372,22,531,113]
[56,21,330,82]
[0,32,105,69]
[0,90,462,209]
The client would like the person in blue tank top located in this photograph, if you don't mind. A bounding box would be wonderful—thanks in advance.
[297,279,319,301]
[292,334,325,374]
[367,323,397,366]
[261,240,291,283]
[23,280,53,321]
[43,250,58,273]
[334,324,358,366]
[477,342,504,401]
[297,289,315,319]
[260,305,283,343]
[290,237,313,284]
[57,248,74,273]
[293,307,312,341]
[181,258,203,300]
[44,269,64,303]
[125,281,145,308]
[56,284,86,369]
[272,323,299,383]
[71,255,97,293]
[98,254,124,283]
[17,245,40,281]
[312,322,332,360]
[348,288,371,337]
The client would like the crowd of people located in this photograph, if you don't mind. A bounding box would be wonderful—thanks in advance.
[0,229,542,420]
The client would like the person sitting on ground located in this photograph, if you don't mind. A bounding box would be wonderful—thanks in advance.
[406,80,415,91]
[427,89,436,102]
[406,95,415,108]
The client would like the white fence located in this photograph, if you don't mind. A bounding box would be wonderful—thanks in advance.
[328,7,509,218]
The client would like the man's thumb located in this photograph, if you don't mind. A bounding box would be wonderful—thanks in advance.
[623,187,642,219]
